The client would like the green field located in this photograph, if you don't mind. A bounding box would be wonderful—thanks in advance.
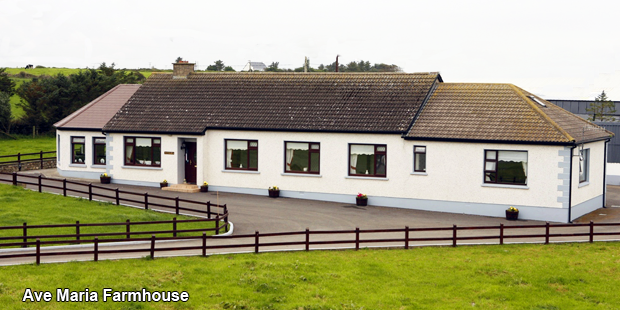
[0,184,219,244]
[0,242,618,309]
[0,136,56,156]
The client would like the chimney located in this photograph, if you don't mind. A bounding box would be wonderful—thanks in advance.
[172,61,195,79]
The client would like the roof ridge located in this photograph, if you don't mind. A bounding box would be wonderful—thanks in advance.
[509,84,574,142]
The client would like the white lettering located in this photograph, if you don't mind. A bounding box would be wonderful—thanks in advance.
[102,288,112,302]
[57,288,69,302]
[180,291,189,302]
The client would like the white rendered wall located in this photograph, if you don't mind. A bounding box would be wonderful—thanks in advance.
[203,130,565,208]
[572,140,605,206]
[56,130,107,178]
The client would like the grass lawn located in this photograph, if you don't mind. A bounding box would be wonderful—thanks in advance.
[0,136,56,156]
[0,184,219,245]
[0,242,618,309]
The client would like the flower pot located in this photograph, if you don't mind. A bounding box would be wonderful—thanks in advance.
[268,190,280,198]
[506,210,519,221]
[100,176,111,184]
[356,198,368,206]
[200,185,209,192]
[160,183,168,188]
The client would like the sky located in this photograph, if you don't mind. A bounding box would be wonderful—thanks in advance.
[1,0,618,100]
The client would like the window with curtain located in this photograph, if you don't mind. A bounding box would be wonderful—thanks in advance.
[71,137,85,164]
[579,148,589,183]
[285,142,320,174]
[349,144,386,177]
[414,146,426,172]
[225,139,258,170]
[484,150,527,185]
[124,137,161,167]
[93,137,106,165]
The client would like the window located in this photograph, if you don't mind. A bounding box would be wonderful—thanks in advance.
[484,150,527,185]
[414,146,426,172]
[124,137,161,166]
[579,148,589,183]
[349,144,386,177]
[225,140,258,170]
[71,137,85,164]
[285,142,320,174]
[93,137,106,165]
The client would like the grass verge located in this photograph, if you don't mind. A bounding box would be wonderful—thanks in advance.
[0,184,219,245]
[0,136,56,156]
[0,242,619,309]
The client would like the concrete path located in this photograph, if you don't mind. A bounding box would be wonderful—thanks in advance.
[1,169,619,266]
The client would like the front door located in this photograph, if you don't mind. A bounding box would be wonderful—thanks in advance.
[184,142,197,184]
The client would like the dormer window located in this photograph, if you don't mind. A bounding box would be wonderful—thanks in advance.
[528,96,547,107]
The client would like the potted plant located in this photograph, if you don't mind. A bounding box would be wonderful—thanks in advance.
[200,182,209,192]
[160,179,168,188]
[506,206,519,220]
[268,186,280,198]
[356,193,368,206]
[100,173,111,184]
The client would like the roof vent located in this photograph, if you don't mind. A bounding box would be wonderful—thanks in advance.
[172,62,196,79]
[528,96,546,107]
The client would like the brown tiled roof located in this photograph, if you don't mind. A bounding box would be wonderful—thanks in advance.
[405,83,613,144]
[103,72,439,134]
[54,84,141,130]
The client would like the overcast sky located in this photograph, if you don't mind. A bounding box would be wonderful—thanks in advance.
[1,0,618,100]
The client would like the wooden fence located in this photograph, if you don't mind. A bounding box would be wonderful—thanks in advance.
[2,221,620,265]
[0,172,227,220]
[0,151,56,170]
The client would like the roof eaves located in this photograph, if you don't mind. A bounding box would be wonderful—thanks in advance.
[402,136,575,146]
[509,84,574,143]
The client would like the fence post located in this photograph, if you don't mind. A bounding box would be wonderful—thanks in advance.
[150,235,155,259]
[223,204,228,225]
[38,175,42,192]
[36,238,40,265]
[545,222,550,244]
[63,179,67,196]
[255,231,259,253]
[207,201,211,219]
[76,221,80,244]
[126,220,130,239]
[144,193,148,210]
[405,226,409,250]
[17,153,21,171]
[202,232,207,256]
[22,222,27,248]
[355,227,360,251]
[589,221,594,243]
[94,237,99,262]
[499,224,504,245]
[40,151,43,169]
[12,172,17,186]
[452,225,457,247]
[305,228,310,251]
[215,218,219,236]
[173,217,177,238]
[88,183,92,201]
[115,188,120,205]
[175,197,179,215]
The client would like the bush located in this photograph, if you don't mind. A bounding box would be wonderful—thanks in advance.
[35,65,46,69]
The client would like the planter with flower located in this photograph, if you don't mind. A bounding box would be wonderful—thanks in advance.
[200,182,209,192]
[268,186,280,198]
[506,206,519,220]
[160,180,168,188]
[100,173,111,184]
[356,193,368,206]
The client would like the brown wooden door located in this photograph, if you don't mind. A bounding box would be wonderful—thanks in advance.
[184,142,197,184]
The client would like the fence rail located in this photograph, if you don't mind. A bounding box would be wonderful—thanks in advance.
[2,221,620,265]
[0,151,56,169]
[0,172,228,221]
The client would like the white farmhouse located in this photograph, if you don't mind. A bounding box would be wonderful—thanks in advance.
[54,62,613,223]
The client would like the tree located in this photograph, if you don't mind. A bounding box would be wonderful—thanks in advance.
[206,60,226,72]
[0,68,16,96]
[265,62,281,72]
[223,66,235,72]
[587,90,616,121]
[0,92,11,133]
[175,57,183,63]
